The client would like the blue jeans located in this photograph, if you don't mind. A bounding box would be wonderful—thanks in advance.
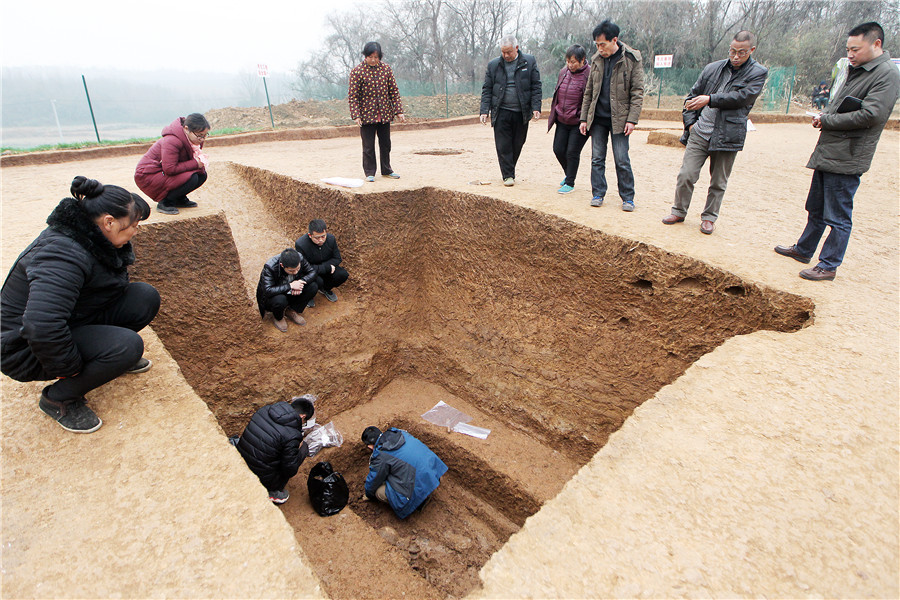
[589,120,634,202]
[796,169,860,271]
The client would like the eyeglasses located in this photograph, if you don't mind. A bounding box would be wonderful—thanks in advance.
[728,48,750,57]
[191,131,209,140]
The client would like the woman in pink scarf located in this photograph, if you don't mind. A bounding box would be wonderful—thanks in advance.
[134,113,210,215]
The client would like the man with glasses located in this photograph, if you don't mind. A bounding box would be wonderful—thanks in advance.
[662,31,767,235]
[295,219,348,305]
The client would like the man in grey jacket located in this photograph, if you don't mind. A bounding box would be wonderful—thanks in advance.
[775,22,900,281]
[480,35,542,186]
[662,31,768,235]
[579,20,644,211]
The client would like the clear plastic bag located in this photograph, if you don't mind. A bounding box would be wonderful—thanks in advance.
[305,421,344,457]
[421,400,472,430]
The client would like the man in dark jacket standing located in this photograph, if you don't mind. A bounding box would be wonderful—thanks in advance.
[662,31,768,235]
[295,219,348,305]
[255,248,317,332]
[480,35,542,186]
[236,396,314,504]
[579,20,644,211]
[775,22,900,281]
[362,426,448,519]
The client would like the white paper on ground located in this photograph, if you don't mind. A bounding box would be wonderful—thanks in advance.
[321,177,365,188]
[452,422,491,439]
[746,119,757,131]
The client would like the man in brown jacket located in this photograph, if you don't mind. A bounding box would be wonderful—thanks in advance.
[579,20,644,211]
[775,22,900,281]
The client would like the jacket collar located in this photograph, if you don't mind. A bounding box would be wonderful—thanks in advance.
[46,198,135,273]
[855,50,892,72]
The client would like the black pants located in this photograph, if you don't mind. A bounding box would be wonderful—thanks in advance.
[46,282,160,404]
[263,441,310,492]
[360,123,392,176]
[314,266,349,292]
[493,108,529,179]
[163,172,207,204]
[264,282,318,320]
[552,123,590,186]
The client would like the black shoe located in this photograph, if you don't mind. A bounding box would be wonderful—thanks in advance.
[268,489,289,504]
[39,388,102,433]
[320,288,338,302]
[126,357,152,374]
[307,298,315,308]
[228,435,240,447]
[774,244,811,264]
[156,200,179,215]
[173,196,198,208]
[799,266,836,281]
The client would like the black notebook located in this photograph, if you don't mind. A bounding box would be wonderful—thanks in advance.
[836,96,862,113]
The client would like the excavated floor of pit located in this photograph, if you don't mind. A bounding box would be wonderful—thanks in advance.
[130,166,813,599]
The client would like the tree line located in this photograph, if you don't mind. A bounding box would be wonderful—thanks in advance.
[292,0,899,100]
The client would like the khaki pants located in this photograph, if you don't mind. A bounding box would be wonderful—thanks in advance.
[375,484,388,503]
[672,133,738,222]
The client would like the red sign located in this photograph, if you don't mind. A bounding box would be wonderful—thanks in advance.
[257,63,268,77]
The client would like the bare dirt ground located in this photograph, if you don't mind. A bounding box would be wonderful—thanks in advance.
[1,117,898,598]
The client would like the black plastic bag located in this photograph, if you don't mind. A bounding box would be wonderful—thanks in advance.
[307,461,349,517]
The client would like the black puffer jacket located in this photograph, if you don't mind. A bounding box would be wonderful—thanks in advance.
[1,198,135,382]
[236,402,305,490]
[480,51,542,125]
[255,254,316,317]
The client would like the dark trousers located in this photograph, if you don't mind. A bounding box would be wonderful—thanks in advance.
[493,108,528,179]
[46,282,160,404]
[360,123,392,176]
[263,442,310,493]
[314,266,349,292]
[795,169,860,271]
[552,123,590,186]
[264,282,318,320]
[590,120,635,202]
[163,171,207,204]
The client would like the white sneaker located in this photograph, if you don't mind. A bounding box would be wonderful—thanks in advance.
[503,178,515,187]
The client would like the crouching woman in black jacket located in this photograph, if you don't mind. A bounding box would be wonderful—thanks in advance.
[1,176,160,434]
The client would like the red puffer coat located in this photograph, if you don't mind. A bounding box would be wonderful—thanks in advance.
[134,117,205,202]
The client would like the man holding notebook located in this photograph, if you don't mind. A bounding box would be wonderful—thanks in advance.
[775,21,899,281]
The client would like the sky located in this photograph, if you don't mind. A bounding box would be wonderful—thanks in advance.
[1,0,363,75]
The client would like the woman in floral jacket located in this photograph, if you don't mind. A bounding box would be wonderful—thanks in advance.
[348,42,406,181]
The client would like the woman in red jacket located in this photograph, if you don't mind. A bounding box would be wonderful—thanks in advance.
[134,113,210,215]
[548,45,591,195]
[348,42,406,182]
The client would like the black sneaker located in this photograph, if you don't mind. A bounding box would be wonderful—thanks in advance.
[268,489,289,504]
[228,435,240,447]
[126,357,152,374]
[173,196,198,208]
[320,289,338,302]
[39,388,102,433]
[306,298,315,308]
[156,201,179,215]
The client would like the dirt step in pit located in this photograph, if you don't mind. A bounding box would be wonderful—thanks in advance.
[131,166,814,598]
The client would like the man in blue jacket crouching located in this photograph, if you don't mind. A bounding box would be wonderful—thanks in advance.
[362,426,448,518]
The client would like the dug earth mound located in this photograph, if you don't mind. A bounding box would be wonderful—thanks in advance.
[130,166,813,598]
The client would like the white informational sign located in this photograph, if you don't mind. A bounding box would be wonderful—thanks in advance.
[257,63,268,78]
[654,54,674,69]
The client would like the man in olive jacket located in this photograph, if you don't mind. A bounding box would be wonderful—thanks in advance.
[662,31,768,235]
[480,35,542,186]
[579,20,644,211]
[775,22,900,281]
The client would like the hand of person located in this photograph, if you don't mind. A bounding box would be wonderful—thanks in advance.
[812,115,822,129]
[290,280,306,293]
[480,114,488,125]
[330,265,335,274]
[532,110,541,121]
[355,118,363,127]
[624,122,635,136]
[684,95,710,111]
[579,122,588,135]
[397,113,406,123]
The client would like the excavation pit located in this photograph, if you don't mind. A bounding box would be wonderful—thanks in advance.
[130,165,814,598]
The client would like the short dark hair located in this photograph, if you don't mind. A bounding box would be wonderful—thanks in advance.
[184,113,210,132]
[279,248,301,268]
[848,22,884,45]
[733,30,757,47]
[361,426,382,446]
[592,20,619,42]
[291,396,315,421]
[565,44,587,62]
[70,176,150,225]
[308,219,327,234]
[362,41,383,59]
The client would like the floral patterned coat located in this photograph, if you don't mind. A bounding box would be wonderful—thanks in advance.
[348,62,403,124]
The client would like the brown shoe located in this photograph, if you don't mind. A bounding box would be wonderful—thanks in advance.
[799,266,836,281]
[662,214,685,225]
[774,244,811,264]
[285,309,306,326]
[273,318,288,332]
[700,220,715,234]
